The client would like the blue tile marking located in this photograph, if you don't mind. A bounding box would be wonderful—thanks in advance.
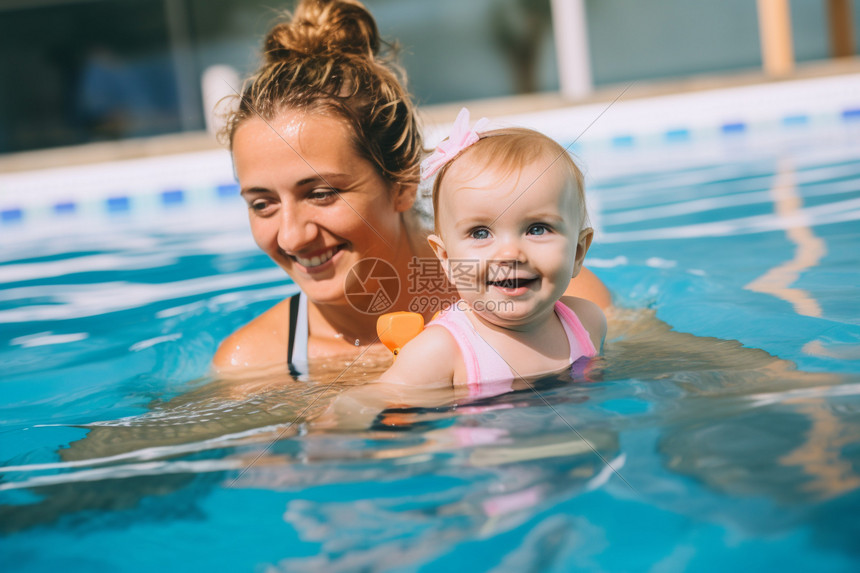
[1,208,23,222]
[665,128,691,141]
[161,189,184,205]
[217,183,239,198]
[782,114,808,126]
[107,196,130,212]
[3,105,854,227]
[611,135,635,147]
[54,202,76,214]
[721,122,746,134]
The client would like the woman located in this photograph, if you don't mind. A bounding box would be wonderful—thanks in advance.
[213,0,611,375]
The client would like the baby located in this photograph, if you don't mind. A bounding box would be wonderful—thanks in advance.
[380,108,606,393]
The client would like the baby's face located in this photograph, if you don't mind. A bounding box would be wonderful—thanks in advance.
[430,157,589,329]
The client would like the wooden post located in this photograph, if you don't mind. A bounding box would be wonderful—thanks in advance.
[756,0,795,77]
[827,0,856,58]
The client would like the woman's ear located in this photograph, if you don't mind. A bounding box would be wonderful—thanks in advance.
[427,234,450,275]
[393,183,418,213]
[572,227,594,278]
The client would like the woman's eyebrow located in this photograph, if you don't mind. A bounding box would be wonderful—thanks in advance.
[295,173,350,186]
[240,173,351,196]
[239,186,271,197]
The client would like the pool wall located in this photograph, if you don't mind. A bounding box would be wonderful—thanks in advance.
[1,73,859,232]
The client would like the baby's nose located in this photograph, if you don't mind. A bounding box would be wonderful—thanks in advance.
[494,236,527,263]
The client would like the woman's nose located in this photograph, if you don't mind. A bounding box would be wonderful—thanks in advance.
[277,203,318,253]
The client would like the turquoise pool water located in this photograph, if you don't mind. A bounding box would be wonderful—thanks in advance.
[2,120,860,572]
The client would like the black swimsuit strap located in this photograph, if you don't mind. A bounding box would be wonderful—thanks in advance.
[286,293,300,372]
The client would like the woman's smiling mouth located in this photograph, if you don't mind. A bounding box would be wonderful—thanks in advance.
[290,244,345,269]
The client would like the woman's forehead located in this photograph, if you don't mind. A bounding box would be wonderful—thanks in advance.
[233,113,390,193]
[236,113,358,162]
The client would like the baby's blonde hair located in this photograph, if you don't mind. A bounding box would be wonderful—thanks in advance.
[431,128,588,232]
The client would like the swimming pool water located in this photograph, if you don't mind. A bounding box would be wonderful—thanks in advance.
[2,120,860,572]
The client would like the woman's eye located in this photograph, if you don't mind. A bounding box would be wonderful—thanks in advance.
[309,188,338,202]
[470,228,491,240]
[527,224,549,236]
[250,199,273,213]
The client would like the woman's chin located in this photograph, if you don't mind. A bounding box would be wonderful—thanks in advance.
[285,274,346,303]
[302,292,356,310]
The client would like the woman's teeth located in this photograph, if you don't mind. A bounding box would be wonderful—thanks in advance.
[296,246,339,268]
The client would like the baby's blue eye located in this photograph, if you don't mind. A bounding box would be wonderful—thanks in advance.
[470,228,490,240]
[527,224,549,235]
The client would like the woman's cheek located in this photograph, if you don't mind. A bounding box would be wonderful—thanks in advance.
[249,217,278,253]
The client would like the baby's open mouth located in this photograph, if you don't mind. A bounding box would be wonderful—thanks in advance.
[486,277,538,289]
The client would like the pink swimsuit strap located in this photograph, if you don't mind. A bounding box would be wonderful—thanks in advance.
[553,300,597,360]
[428,301,597,397]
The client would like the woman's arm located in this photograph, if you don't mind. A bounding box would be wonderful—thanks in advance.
[565,267,612,310]
[315,328,459,430]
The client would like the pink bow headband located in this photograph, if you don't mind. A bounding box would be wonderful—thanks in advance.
[421,107,490,180]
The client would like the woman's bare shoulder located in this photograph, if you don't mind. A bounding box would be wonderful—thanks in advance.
[212,298,292,372]
[565,267,612,309]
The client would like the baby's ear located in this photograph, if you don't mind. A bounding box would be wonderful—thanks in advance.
[572,227,594,277]
[427,234,450,274]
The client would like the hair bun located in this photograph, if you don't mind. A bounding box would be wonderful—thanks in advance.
[265,0,380,60]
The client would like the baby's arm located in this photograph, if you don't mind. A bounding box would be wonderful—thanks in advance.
[378,326,459,387]
[314,328,458,431]
[560,296,607,353]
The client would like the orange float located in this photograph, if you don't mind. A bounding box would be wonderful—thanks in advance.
[376,312,424,357]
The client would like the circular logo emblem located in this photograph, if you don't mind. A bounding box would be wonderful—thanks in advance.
[344,258,400,314]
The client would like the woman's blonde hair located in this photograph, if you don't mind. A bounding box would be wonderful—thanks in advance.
[221,0,422,186]
[431,128,588,230]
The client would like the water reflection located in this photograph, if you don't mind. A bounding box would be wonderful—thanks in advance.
[780,399,860,501]
[3,308,859,570]
[744,157,826,317]
[657,389,860,516]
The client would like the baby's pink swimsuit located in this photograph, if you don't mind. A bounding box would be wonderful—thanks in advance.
[428,301,597,398]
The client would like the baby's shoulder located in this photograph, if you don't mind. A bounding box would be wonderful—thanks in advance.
[559,296,607,351]
[378,323,460,387]
[398,323,461,363]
